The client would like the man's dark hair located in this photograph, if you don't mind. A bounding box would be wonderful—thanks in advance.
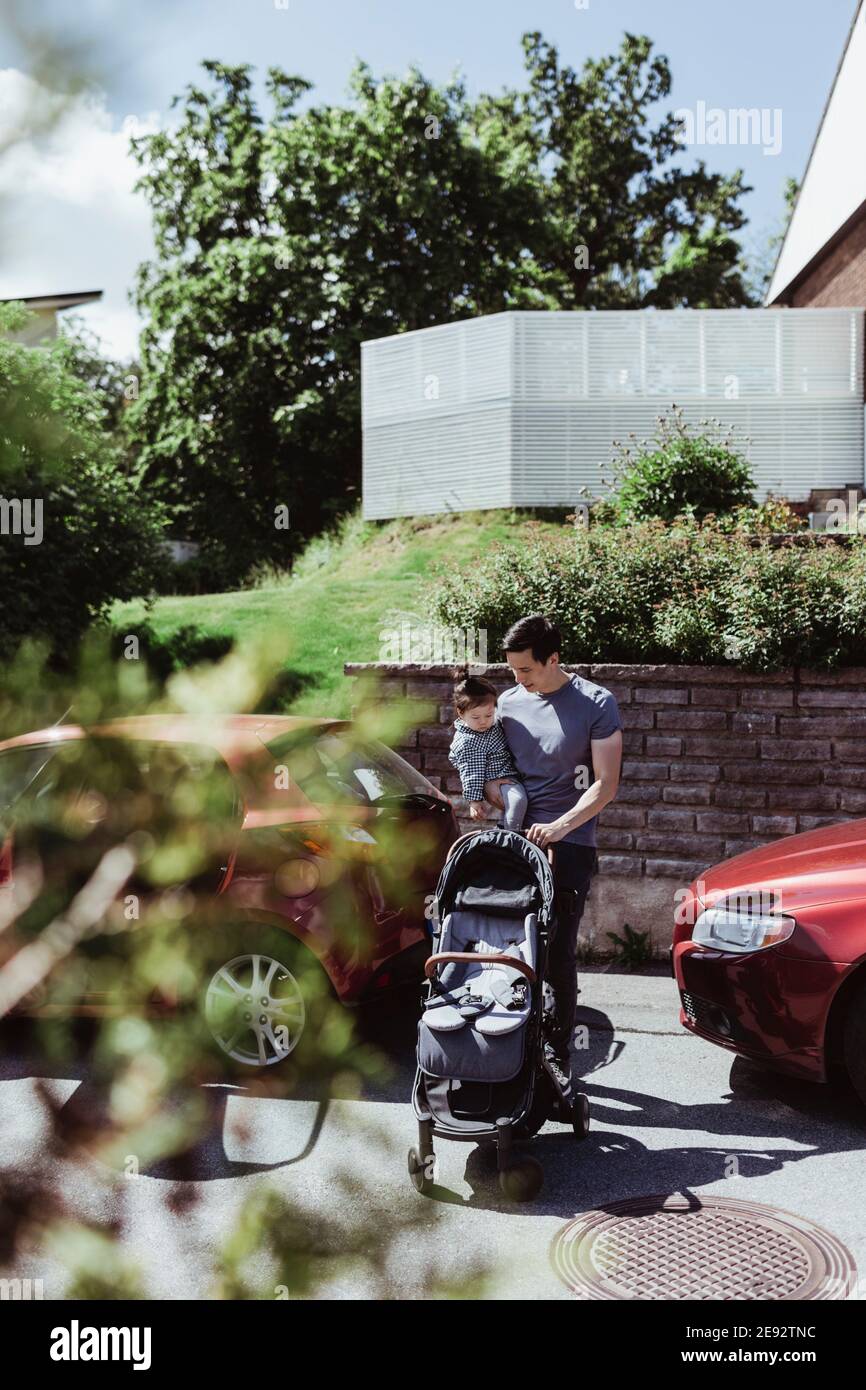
[453,675,499,714]
[502,613,562,664]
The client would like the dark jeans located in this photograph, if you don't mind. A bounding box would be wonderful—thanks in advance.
[544,842,597,1059]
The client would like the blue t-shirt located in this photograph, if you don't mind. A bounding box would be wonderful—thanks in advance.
[497,674,622,846]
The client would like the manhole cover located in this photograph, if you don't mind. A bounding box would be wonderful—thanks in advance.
[551,1194,857,1300]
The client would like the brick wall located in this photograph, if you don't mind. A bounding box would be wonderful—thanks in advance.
[345,661,866,951]
[784,207,866,309]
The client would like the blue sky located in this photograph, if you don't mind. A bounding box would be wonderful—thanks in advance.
[0,0,857,356]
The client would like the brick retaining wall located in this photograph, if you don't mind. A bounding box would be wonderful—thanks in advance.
[344,661,866,953]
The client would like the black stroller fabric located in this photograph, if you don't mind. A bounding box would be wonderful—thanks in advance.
[454,883,540,916]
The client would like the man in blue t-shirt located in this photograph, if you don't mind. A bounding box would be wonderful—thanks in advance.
[485,613,623,1102]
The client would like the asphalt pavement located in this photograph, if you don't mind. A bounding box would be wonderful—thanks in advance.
[2,971,866,1300]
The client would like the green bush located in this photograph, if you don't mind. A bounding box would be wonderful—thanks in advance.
[607,409,755,523]
[727,496,805,535]
[0,304,165,662]
[427,516,866,672]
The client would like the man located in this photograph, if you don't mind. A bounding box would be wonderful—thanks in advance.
[486,613,622,1105]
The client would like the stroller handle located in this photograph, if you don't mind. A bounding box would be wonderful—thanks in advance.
[424,951,537,983]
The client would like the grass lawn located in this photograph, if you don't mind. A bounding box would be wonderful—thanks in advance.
[111,509,567,718]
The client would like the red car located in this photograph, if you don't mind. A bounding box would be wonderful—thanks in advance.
[0,715,458,1071]
[672,819,866,1104]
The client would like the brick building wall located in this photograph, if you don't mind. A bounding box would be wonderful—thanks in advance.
[345,660,866,952]
[782,206,866,309]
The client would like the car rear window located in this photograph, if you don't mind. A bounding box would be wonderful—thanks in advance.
[0,738,239,831]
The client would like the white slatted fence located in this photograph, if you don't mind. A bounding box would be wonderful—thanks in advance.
[361,309,865,518]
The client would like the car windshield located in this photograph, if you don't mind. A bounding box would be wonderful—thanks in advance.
[265,727,432,806]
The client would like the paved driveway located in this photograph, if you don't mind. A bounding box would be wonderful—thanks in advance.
[2,973,865,1299]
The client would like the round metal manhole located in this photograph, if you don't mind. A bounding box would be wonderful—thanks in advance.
[551,1194,857,1300]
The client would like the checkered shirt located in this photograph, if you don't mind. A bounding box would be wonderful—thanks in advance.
[448,718,519,802]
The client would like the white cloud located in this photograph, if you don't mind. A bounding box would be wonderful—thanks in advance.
[0,70,159,359]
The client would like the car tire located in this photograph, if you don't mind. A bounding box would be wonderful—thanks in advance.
[843,975,866,1107]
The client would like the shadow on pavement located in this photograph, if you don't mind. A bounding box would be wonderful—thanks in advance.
[3,985,865,1215]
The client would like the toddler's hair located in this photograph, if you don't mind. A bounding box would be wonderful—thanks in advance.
[453,675,499,715]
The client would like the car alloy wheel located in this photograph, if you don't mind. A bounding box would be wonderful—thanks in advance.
[205,951,306,1067]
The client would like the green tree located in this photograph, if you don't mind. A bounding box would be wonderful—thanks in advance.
[57,316,140,442]
[0,302,164,661]
[476,32,753,309]
[128,35,755,586]
[127,61,548,587]
[742,175,799,303]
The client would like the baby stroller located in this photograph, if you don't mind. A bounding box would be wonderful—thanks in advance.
[409,828,590,1203]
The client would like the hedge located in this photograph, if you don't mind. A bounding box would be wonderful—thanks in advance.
[427,518,866,672]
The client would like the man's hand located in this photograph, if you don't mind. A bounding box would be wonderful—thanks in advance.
[526,819,570,849]
[468,801,488,821]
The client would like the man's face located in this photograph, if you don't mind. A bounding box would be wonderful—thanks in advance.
[505,648,560,693]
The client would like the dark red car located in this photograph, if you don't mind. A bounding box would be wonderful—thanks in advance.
[0,715,458,1071]
[673,819,866,1104]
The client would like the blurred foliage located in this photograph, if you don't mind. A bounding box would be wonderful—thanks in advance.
[0,0,104,166]
[0,636,472,1298]
[214,1176,491,1301]
[0,1,484,1303]
[49,1226,148,1301]
[110,620,235,677]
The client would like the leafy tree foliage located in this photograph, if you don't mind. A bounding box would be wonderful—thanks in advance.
[57,317,140,440]
[475,32,753,309]
[128,36,755,585]
[0,303,163,661]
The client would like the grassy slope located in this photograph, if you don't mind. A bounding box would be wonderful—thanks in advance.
[112,510,565,718]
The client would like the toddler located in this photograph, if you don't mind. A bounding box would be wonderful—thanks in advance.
[447,675,528,832]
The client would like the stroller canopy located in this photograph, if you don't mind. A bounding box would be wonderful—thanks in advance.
[435,829,555,926]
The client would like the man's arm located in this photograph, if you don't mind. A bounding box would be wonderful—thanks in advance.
[525,730,623,850]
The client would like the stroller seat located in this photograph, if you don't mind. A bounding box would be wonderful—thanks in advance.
[423,909,537,1036]
[419,903,539,1080]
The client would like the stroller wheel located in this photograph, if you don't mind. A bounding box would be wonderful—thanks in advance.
[498,1155,544,1203]
[407,1146,435,1194]
[570,1093,591,1140]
